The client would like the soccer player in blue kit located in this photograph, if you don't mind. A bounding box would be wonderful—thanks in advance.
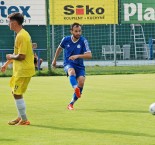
[52,23,92,110]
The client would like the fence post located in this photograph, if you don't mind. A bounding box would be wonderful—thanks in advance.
[113,0,117,66]
[46,0,52,74]
[114,24,117,66]
[149,37,153,60]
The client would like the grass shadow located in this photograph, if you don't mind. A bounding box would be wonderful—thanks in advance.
[0,138,16,142]
[97,109,148,114]
[80,109,148,114]
[31,124,155,138]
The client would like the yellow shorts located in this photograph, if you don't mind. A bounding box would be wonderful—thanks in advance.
[10,76,31,95]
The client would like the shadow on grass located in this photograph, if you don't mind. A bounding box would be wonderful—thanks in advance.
[97,109,148,114]
[31,124,155,138]
[0,138,16,142]
[79,109,148,114]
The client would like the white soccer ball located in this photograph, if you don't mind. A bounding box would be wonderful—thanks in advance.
[149,103,155,115]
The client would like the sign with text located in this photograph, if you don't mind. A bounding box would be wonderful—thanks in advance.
[49,0,118,25]
[0,0,46,25]
[122,0,155,23]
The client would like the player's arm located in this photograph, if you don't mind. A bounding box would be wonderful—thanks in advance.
[6,54,26,61]
[69,52,92,60]
[1,59,13,72]
[52,46,62,67]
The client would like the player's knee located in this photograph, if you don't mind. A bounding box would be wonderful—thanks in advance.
[78,80,84,87]
[68,68,75,76]
[77,77,85,86]
[14,94,23,99]
[79,83,84,88]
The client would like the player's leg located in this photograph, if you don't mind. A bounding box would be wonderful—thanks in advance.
[34,57,38,70]
[64,65,81,98]
[68,69,85,110]
[77,76,85,95]
[37,58,43,70]
[39,58,43,66]
[13,94,30,125]
[69,76,85,105]
[8,77,31,125]
[76,69,85,98]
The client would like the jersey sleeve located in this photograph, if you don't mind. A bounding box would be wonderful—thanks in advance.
[17,35,27,54]
[83,39,91,53]
[59,37,65,49]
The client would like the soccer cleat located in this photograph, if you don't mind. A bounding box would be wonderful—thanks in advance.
[8,117,21,125]
[74,87,81,98]
[67,104,74,110]
[16,120,30,125]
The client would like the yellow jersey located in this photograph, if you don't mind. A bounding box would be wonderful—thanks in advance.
[13,29,35,77]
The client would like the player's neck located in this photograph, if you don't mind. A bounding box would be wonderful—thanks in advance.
[71,35,79,42]
[15,26,23,33]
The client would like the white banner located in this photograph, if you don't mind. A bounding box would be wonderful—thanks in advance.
[0,0,46,25]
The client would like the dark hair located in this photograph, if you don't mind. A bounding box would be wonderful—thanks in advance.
[8,12,24,25]
[70,22,81,30]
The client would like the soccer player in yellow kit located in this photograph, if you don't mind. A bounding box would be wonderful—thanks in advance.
[1,12,35,125]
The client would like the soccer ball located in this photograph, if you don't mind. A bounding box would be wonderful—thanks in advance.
[149,103,155,115]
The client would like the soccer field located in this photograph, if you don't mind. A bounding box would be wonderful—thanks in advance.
[1,74,155,145]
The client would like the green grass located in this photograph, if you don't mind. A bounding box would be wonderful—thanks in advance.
[1,75,155,145]
[1,65,155,77]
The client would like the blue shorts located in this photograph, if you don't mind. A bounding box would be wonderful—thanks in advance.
[64,64,85,78]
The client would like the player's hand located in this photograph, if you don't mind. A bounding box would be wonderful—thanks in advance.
[1,65,7,72]
[52,60,56,68]
[69,55,79,60]
[6,54,13,60]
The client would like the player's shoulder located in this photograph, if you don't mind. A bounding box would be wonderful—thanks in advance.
[79,36,88,44]
[61,36,71,42]
[80,36,87,41]
[19,29,28,35]
[17,29,30,39]
[64,36,71,40]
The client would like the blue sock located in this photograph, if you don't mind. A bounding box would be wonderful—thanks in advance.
[70,94,78,105]
[70,87,83,105]
[79,87,83,94]
[69,75,77,88]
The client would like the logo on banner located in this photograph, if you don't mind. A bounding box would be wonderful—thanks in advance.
[124,3,155,22]
[0,0,31,24]
[64,5,104,15]
[63,5,105,21]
